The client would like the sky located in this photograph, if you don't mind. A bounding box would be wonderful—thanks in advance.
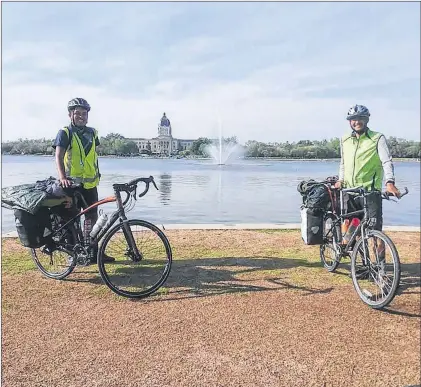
[2,2,420,144]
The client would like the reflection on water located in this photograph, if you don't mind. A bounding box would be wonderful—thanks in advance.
[158,173,172,206]
[1,156,420,231]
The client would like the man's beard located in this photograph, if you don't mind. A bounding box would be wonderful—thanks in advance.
[352,126,366,134]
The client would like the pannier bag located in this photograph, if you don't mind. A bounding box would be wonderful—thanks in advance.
[300,207,324,245]
[297,180,332,210]
[297,177,341,213]
[14,207,52,248]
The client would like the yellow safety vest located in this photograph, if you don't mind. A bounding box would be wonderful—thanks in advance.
[62,126,100,189]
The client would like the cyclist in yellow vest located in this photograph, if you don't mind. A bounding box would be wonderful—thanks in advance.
[334,104,400,232]
[53,98,114,263]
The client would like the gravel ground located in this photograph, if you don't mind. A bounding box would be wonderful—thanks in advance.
[2,230,420,387]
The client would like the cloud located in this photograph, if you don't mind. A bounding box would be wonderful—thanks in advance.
[3,77,419,145]
[2,2,420,143]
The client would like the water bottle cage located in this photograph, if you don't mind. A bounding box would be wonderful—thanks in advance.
[90,214,108,238]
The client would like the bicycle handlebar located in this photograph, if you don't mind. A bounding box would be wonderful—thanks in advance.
[329,184,409,200]
[113,176,159,206]
[126,175,156,187]
[129,176,159,198]
[381,186,408,200]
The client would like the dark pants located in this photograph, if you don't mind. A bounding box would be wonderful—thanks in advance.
[78,187,99,260]
[52,186,100,262]
[347,191,383,231]
[61,186,99,218]
[65,186,99,234]
[61,186,99,259]
[77,187,99,215]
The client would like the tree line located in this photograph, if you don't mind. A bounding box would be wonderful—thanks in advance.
[0,133,139,157]
[2,134,420,159]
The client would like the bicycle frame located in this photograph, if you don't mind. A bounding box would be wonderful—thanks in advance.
[324,188,374,257]
[30,175,171,299]
[51,187,141,260]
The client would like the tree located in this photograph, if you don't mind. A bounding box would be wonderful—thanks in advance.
[224,136,238,144]
[105,133,125,140]
[1,143,13,153]
[190,137,212,155]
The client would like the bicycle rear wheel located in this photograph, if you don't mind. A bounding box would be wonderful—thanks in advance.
[320,213,341,272]
[351,230,401,309]
[98,219,172,298]
[31,213,77,280]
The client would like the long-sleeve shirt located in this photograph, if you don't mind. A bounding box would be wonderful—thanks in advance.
[339,133,395,185]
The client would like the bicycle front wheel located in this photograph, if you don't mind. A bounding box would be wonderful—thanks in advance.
[98,219,172,298]
[351,230,401,309]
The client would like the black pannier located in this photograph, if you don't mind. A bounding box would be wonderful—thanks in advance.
[306,185,331,210]
[300,207,324,245]
[297,180,332,211]
[14,207,52,248]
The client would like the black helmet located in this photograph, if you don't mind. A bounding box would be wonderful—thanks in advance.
[67,98,91,112]
[346,104,370,120]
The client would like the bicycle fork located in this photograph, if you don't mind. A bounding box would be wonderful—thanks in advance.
[121,219,143,262]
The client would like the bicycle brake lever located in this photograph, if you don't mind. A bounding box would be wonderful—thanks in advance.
[399,187,409,198]
[151,178,159,191]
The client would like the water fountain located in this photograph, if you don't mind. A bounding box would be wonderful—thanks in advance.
[205,115,244,165]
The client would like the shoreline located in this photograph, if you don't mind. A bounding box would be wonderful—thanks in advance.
[2,224,420,238]
[2,154,420,162]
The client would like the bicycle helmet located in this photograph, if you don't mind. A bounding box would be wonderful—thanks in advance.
[346,104,370,120]
[67,98,91,112]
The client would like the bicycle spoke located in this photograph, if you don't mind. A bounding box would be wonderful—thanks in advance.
[31,213,76,279]
[98,220,172,298]
[351,230,400,309]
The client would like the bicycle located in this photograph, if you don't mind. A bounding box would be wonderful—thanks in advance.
[319,184,409,309]
[31,176,173,299]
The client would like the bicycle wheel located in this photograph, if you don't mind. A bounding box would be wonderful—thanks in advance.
[31,213,77,280]
[351,230,401,309]
[320,213,341,272]
[98,219,172,298]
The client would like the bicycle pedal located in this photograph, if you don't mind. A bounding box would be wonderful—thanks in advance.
[76,258,91,266]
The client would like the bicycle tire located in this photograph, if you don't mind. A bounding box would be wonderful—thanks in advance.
[350,229,401,309]
[97,219,172,298]
[320,213,341,272]
[31,213,77,280]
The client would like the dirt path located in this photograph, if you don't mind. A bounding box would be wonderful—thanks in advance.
[2,231,420,387]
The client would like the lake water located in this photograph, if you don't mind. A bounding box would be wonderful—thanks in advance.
[1,155,420,232]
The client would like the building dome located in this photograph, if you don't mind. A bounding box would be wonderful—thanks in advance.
[160,112,171,127]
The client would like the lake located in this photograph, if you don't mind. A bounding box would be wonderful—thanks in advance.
[1,155,420,232]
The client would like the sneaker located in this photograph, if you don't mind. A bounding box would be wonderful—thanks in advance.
[102,254,115,263]
[90,254,115,264]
